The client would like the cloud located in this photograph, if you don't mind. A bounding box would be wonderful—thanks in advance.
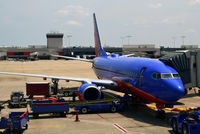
[65,20,83,26]
[190,0,200,5]
[184,28,196,33]
[161,18,169,24]
[149,3,163,8]
[57,5,89,17]
[160,18,184,25]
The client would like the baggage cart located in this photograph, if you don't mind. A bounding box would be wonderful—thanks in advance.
[29,97,69,118]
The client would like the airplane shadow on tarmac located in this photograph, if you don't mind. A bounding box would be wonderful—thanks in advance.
[102,91,175,129]
[118,106,171,127]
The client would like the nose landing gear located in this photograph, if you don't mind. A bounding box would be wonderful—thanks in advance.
[156,109,166,119]
[155,103,166,119]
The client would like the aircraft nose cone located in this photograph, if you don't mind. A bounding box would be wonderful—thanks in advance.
[175,84,185,97]
[169,82,185,102]
[162,80,185,102]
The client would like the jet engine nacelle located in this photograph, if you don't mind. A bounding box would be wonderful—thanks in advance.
[78,83,101,100]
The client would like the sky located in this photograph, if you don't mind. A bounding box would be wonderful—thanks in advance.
[0,0,200,48]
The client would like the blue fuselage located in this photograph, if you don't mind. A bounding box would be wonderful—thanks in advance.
[93,55,185,104]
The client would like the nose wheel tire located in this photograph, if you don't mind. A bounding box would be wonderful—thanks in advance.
[81,107,88,114]
[156,109,166,119]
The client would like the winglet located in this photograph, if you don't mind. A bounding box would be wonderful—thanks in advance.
[93,13,107,57]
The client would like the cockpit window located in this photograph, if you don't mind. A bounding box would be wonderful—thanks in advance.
[172,73,180,78]
[152,73,180,80]
[161,73,173,78]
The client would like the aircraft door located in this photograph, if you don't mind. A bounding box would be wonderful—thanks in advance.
[138,67,147,88]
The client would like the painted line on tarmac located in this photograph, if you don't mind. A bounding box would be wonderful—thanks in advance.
[113,123,128,133]
[96,113,104,119]
[63,118,141,134]
[29,125,60,129]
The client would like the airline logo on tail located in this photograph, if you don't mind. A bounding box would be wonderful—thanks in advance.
[93,13,107,57]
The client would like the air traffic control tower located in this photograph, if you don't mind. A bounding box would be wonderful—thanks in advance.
[46,33,64,49]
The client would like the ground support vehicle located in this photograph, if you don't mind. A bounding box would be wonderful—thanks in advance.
[29,97,69,118]
[58,87,78,97]
[0,111,29,133]
[8,91,27,108]
[170,110,200,134]
[72,99,122,114]
[0,101,8,111]
[26,82,50,98]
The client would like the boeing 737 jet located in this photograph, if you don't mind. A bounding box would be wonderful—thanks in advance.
[0,13,185,115]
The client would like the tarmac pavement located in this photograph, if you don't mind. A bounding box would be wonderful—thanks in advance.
[0,60,200,134]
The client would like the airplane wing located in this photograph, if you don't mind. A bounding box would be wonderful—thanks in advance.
[0,72,116,87]
[51,55,93,63]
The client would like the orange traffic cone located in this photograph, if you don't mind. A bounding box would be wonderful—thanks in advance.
[52,97,56,103]
[75,111,80,122]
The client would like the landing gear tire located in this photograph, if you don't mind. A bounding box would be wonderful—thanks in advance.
[64,92,69,97]
[182,124,189,134]
[110,106,117,113]
[156,109,166,119]
[81,107,88,114]
[171,118,178,134]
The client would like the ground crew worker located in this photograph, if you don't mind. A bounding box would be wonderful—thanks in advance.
[52,79,59,95]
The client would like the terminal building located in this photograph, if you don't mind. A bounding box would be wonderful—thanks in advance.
[47,33,63,49]
[0,35,200,90]
[123,44,160,58]
[0,33,122,60]
[0,33,64,60]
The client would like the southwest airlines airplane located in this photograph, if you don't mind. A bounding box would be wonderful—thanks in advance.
[0,13,185,112]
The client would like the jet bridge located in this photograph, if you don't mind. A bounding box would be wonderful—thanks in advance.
[159,50,200,90]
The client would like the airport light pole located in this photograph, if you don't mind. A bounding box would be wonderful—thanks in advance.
[67,35,72,47]
[172,36,176,48]
[120,37,125,46]
[126,35,132,45]
[181,35,186,45]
